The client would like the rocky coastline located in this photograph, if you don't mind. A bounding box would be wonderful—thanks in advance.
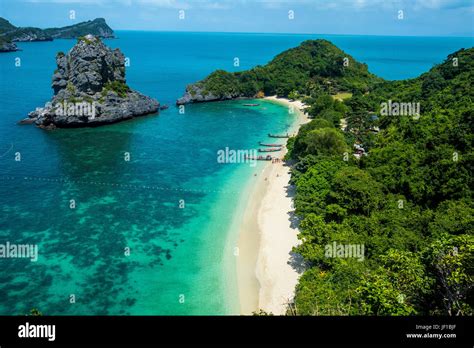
[176,83,246,105]
[0,17,114,53]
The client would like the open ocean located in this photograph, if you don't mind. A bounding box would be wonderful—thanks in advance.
[0,31,472,315]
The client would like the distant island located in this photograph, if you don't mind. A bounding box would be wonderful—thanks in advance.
[23,35,159,129]
[0,17,114,52]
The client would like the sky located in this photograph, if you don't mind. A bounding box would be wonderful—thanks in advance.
[0,0,473,36]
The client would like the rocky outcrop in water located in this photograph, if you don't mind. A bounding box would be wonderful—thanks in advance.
[176,83,242,105]
[176,70,245,105]
[25,35,159,128]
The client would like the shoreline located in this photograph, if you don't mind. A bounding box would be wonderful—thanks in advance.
[237,96,310,314]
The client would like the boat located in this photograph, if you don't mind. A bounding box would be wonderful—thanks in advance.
[268,133,289,138]
[159,104,169,110]
[245,155,272,161]
[243,103,260,106]
[259,142,283,147]
[258,147,281,152]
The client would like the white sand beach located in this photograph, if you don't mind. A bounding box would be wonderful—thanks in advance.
[237,96,310,315]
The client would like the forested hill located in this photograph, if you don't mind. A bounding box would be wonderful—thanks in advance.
[176,39,382,104]
[0,17,114,52]
[284,46,473,316]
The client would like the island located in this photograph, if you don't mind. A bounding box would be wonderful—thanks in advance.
[24,35,159,128]
[0,17,114,53]
[176,39,380,105]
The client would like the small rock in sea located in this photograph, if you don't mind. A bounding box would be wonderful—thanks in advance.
[26,35,159,128]
[18,118,36,125]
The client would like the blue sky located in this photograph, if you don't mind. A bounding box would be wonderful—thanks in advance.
[1,0,473,36]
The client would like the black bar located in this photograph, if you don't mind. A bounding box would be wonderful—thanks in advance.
[0,316,472,346]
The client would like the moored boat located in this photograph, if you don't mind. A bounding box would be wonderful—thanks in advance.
[245,155,273,161]
[258,147,281,152]
[268,133,289,138]
[259,142,283,147]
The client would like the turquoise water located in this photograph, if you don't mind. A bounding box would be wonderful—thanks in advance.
[0,32,472,315]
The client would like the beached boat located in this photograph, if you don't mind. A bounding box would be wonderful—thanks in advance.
[259,142,283,147]
[268,133,289,138]
[258,147,281,152]
[245,155,272,161]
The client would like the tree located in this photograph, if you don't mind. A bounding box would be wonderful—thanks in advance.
[288,90,300,101]
[303,128,348,157]
[424,234,473,315]
[320,109,344,127]
[308,94,335,117]
[330,167,384,215]
[379,249,432,309]
[356,272,417,315]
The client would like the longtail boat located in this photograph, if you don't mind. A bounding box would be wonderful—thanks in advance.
[258,147,281,153]
[245,155,272,161]
[259,142,283,147]
[268,133,289,138]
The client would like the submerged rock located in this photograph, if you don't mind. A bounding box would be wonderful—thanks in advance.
[27,35,159,128]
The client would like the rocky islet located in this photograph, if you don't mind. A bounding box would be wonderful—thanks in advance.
[25,35,159,128]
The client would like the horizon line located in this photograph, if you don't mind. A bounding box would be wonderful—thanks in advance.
[112,29,474,39]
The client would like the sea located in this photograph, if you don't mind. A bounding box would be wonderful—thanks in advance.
[0,31,472,315]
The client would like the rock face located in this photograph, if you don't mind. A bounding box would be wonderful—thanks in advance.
[0,19,19,51]
[0,38,18,52]
[176,84,242,105]
[7,28,53,42]
[176,70,245,105]
[26,35,159,128]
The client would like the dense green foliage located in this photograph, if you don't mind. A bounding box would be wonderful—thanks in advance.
[0,17,16,32]
[287,47,473,316]
[190,40,381,99]
[102,81,130,98]
[0,18,52,42]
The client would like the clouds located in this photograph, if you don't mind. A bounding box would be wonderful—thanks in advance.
[18,0,474,11]
[258,0,474,11]
[8,0,474,35]
[21,0,231,8]
[413,0,473,10]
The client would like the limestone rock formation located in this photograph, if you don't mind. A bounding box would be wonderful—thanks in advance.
[25,35,159,128]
